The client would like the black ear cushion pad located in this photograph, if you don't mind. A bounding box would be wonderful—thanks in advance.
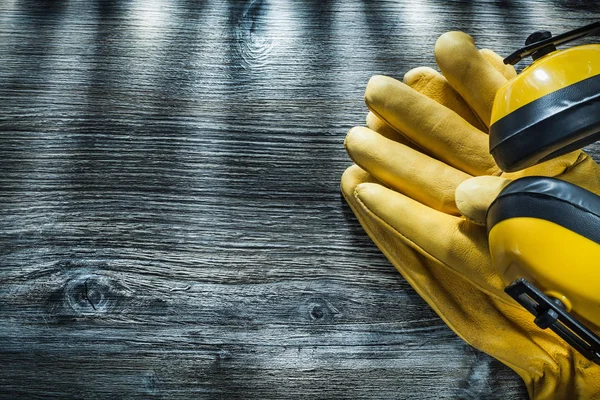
[489,74,600,172]
[486,176,600,244]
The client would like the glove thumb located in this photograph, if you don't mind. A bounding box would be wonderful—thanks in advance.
[455,176,512,225]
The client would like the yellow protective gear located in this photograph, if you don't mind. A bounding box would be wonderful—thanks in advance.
[341,31,600,400]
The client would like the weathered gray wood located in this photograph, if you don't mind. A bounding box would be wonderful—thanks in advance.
[0,1,598,398]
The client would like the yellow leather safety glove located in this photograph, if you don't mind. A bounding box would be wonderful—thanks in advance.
[342,31,600,400]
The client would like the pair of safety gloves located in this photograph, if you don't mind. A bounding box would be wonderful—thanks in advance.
[342,31,600,399]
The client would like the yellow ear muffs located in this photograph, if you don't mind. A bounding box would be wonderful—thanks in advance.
[486,22,600,363]
[487,176,600,327]
[489,22,600,172]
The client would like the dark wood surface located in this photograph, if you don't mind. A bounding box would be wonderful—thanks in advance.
[1,1,598,399]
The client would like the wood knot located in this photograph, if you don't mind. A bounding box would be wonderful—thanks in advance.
[65,274,113,315]
[310,305,325,320]
[235,0,273,70]
[303,298,341,323]
[43,265,134,322]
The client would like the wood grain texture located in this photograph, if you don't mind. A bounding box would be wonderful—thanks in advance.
[0,1,598,399]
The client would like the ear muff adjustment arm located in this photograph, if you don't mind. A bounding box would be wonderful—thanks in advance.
[525,31,556,61]
[504,21,600,65]
[505,279,600,365]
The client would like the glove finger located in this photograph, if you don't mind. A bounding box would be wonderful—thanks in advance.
[353,181,507,296]
[365,75,499,176]
[479,49,517,80]
[345,126,470,214]
[455,176,512,225]
[365,111,426,152]
[402,53,515,132]
[435,32,509,128]
[557,151,600,196]
[402,66,487,132]
[341,164,378,196]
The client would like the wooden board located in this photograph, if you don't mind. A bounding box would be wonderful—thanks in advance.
[1,1,598,398]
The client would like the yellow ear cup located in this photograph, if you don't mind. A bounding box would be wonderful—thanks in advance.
[489,44,600,171]
[487,177,600,327]
[491,44,600,123]
[490,218,600,327]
